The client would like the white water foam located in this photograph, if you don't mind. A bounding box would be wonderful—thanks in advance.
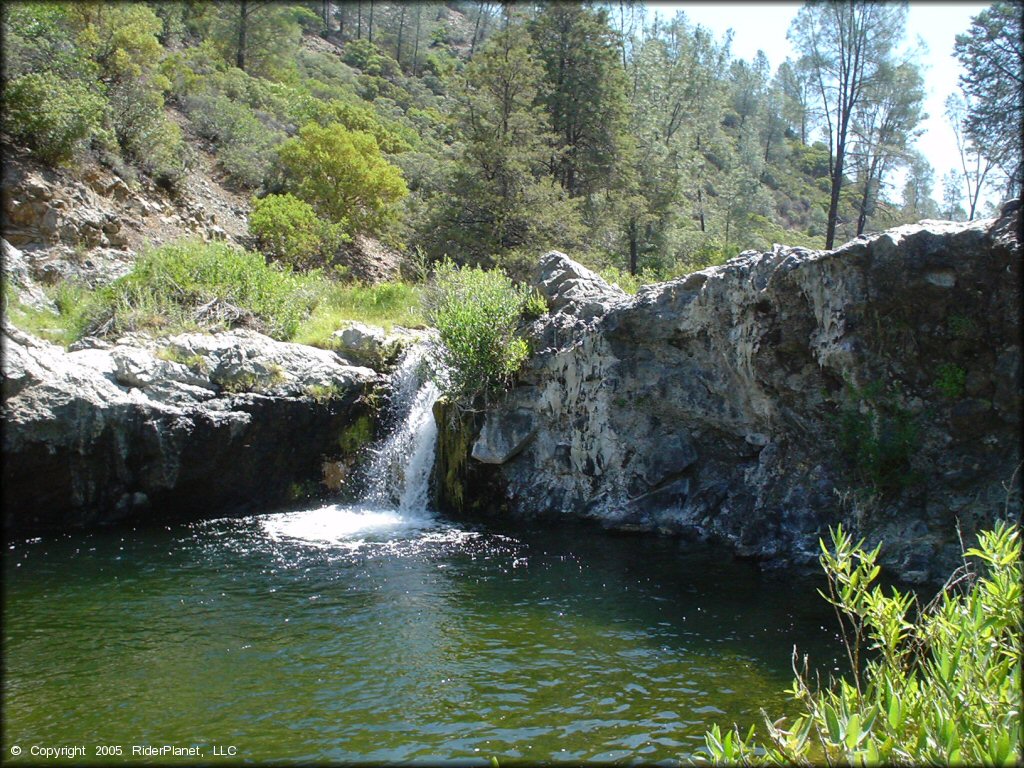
[260,343,442,546]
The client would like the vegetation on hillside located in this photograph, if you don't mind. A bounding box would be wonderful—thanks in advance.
[4,1,1017,289]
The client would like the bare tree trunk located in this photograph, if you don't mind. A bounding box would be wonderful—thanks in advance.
[628,220,639,275]
[412,5,422,75]
[470,1,484,58]
[236,0,248,71]
[396,5,406,66]
[357,1,362,39]
[368,0,374,43]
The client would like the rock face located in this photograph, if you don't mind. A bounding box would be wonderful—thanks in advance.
[2,325,380,534]
[455,202,1022,583]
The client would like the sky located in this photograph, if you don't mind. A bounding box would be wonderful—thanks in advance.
[647,1,996,211]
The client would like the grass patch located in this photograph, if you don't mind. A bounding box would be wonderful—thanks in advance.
[4,282,94,347]
[82,241,321,340]
[292,281,424,348]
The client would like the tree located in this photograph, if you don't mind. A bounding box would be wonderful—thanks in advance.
[530,3,630,200]
[942,170,967,220]
[428,22,582,272]
[954,2,1023,200]
[200,1,315,76]
[899,150,940,223]
[945,92,995,220]
[776,58,816,144]
[789,1,909,249]
[849,60,926,235]
[277,122,408,238]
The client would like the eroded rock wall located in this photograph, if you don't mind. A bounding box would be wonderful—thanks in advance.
[460,203,1022,582]
[2,325,381,533]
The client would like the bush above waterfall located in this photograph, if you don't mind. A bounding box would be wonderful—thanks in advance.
[423,260,531,408]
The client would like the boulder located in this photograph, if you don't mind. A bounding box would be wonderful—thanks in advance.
[536,250,629,321]
[447,202,1022,583]
[2,324,381,533]
[330,322,432,371]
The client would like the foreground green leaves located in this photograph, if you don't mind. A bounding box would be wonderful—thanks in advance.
[704,521,1022,766]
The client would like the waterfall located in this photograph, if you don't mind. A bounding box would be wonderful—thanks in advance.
[361,343,440,513]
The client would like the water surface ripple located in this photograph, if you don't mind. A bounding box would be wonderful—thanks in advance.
[3,505,839,764]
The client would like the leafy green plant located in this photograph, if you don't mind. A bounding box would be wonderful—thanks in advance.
[423,260,531,407]
[2,72,107,163]
[276,122,409,238]
[249,193,344,271]
[947,314,976,339]
[934,363,967,399]
[704,521,1022,766]
[838,382,919,495]
[521,289,550,320]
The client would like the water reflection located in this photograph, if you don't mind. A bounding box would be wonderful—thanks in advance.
[4,506,838,763]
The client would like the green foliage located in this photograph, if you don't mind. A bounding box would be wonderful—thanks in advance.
[521,290,550,320]
[3,280,95,347]
[948,314,976,339]
[291,282,424,349]
[83,241,320,340]
[954,2,1023,197]
[838,382,919,496]
[424,261,531,406]
[277,122,409,237]
[185,90,284,187]
[599,265,663,294]
[341,39,400,79]
[934,363,968,399]
[704,522,1022,766]
[2,72,107,164]
[249,193,344,270]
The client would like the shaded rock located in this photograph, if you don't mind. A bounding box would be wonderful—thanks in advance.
[472,408,535,464]
[445,202,1022,583]
[2,324,380,534]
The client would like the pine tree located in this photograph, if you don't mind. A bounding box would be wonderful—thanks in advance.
[789,1,909,249]
[954,1,1023,200]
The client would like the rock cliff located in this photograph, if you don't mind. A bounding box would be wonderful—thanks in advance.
[454,202,1022,583]
[2,324,380,533]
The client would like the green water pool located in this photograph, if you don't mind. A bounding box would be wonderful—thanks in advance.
[3,504,840,764]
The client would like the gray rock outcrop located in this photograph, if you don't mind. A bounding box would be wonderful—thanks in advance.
[2,325,380,533]
[451,202,1022,583]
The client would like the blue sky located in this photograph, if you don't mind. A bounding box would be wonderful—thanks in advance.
[647,2,997,210]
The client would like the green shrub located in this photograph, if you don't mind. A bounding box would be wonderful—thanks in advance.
[934,363,967,399]
[249,193,344,270]
[704,522,1022,766]
[423,260,531,406]
[2,72,107,163]
[185,91,283,187]
[276,122,409,238]
[84,241,319,340]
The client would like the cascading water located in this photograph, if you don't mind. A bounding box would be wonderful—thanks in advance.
[261,342,442,544]
[361,343,440,513]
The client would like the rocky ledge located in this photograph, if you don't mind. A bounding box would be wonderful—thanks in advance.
[450,201,1022,583]
[2,325,381,534]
